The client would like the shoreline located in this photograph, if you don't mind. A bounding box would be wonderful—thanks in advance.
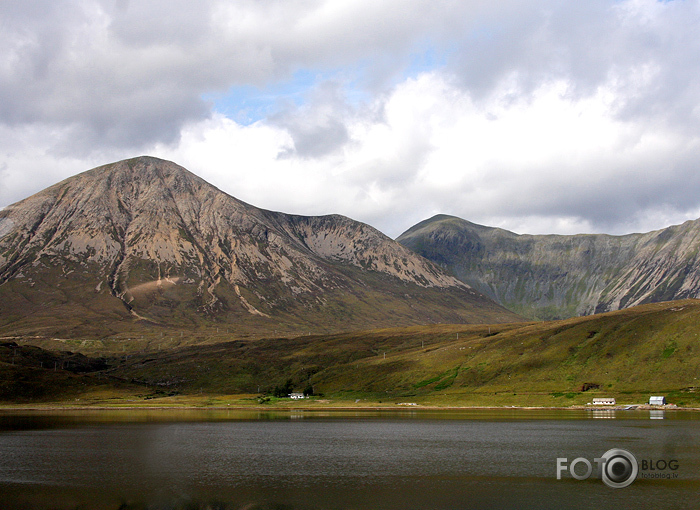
[1,404,697,412]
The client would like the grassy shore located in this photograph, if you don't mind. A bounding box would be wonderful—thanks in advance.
[0,392,696,411]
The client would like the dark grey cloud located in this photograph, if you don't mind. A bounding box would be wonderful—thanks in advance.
[3,0,698,146]
[0,1,213,151]
[1,0,670,153]
[445,0,700,131]
[430,138,700,236]
[0,0,449,154]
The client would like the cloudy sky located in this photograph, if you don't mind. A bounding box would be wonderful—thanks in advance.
[2,0,700,238]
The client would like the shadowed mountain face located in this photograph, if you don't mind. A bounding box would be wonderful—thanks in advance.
[0,158,519,339]
[397,214,700,320]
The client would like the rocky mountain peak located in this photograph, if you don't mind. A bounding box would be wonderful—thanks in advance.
[0,157,519,338]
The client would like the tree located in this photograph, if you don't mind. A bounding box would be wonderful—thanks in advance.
[272,378,294,398]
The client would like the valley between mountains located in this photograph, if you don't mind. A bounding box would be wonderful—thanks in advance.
[1,156,699,407]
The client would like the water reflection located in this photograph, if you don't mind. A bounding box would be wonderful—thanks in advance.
[650,410,665,420]
[3,407,695,429]
[0,408,698,510]
[589,410,617,419]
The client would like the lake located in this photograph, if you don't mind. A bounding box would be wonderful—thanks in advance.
[0,408,698,509]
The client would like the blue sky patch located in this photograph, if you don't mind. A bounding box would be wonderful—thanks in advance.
[203,69,331,125]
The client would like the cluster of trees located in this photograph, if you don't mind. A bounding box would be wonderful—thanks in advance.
[271,379,315,398]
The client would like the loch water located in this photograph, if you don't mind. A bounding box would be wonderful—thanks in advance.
[0,408,698,510]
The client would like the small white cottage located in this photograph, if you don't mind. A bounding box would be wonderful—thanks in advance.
[592,397,616,405]
[290,392,306,400]
[648,396,666,406]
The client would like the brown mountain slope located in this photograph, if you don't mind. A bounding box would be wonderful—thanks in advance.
[0,157,519,341]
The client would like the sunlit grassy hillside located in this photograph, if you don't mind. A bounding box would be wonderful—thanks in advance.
[2,299,699,407]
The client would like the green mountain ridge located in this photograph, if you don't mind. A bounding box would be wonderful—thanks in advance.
[397,214,700,320]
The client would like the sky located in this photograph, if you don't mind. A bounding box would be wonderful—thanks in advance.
[2,0,700,238]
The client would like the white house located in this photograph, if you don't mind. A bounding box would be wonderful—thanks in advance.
[649,396,666,406]
[592,397,616,405]
[290,392,305,400]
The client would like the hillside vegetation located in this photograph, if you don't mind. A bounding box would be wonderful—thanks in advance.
[2,299,699,407]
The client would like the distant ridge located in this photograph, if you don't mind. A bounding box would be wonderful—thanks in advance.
[0,157,520,340]
[398,214,700,319]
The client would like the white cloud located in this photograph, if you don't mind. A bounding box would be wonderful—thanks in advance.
[3,0,700,238]
[138,67,700,237]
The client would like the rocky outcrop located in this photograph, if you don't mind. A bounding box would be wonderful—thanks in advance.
[397,214,700,320]
[0,158,519,337]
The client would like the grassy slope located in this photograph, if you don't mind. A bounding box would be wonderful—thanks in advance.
[2,299,700,407]
[318,299,700,406]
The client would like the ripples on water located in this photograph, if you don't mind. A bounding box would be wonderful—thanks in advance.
[0,409,698,510]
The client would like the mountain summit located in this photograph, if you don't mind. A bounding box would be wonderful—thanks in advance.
[0,157,518,338]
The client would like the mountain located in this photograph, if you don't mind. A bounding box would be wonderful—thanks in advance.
[0,157,519,341]
[397,214,700,320]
